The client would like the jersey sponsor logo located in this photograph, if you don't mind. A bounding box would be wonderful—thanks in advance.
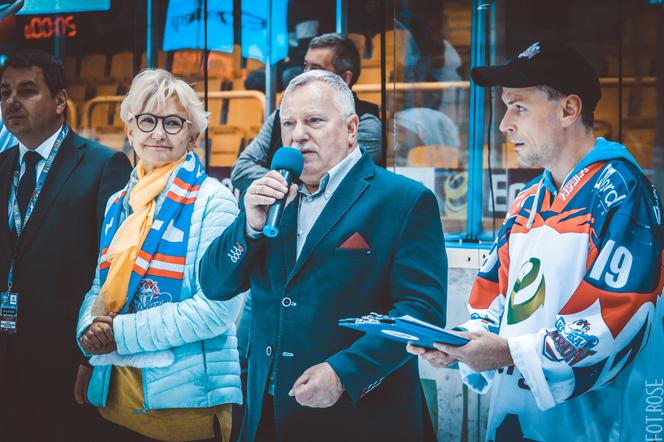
[543,317,598,366]
[559,168,589,201]
[594,164,627,212]
[507,258,546,324]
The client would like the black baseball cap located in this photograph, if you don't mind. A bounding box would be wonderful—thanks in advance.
[471,40,601,112]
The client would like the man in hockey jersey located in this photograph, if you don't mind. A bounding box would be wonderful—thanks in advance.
[408,40,664,441]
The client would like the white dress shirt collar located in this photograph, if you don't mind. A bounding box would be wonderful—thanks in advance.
[299,145,362,200]
[18,125,64,165]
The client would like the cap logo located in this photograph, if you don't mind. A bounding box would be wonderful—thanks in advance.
[518,42,541,59]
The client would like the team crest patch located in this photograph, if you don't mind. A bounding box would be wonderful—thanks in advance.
[544,317,599,366]
[518,42,541,59]
[132,279,173,311]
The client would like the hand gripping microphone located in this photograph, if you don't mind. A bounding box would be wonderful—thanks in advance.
[262,147,304,238]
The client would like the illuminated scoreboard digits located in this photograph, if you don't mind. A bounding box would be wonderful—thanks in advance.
[24,15,77,39]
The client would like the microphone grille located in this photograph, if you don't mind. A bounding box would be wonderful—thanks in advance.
[271,147,304,177]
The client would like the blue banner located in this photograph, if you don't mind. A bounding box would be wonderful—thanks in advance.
[17,0,110,14]
[241,0,288,63]
[162,0,288,63]
[163,0,234,53]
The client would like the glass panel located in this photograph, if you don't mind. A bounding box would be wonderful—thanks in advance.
[6,0,149,164]
[485,0,664,237]
[376,0,472,238]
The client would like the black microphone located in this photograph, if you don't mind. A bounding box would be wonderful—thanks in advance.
[262,147,304,238]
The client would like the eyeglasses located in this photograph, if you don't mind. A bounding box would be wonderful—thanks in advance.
[130,113,191,135]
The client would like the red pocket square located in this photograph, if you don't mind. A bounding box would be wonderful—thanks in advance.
[339,232,370,250]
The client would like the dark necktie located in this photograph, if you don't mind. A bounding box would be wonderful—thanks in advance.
[17,151,42,221]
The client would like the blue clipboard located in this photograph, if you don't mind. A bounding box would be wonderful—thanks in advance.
[339,313,469,350]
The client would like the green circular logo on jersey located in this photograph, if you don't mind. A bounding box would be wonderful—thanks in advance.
[507,257,546,324]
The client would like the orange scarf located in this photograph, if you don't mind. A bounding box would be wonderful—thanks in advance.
[91,155,186,315]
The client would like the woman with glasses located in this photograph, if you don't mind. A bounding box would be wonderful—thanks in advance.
[75,69,242,442]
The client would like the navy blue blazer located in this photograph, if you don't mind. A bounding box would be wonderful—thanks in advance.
[0,131,131,437]
[200,152,447,442]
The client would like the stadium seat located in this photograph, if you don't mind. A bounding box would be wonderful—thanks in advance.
[140,51,169,70]
[79,54,107,82]
[225,96,264,140]
[68,83,88,102]
[348,33,367,58]
[109,52,134,83]
[207,94,225,129]
[209,130,245,167]
[370,29,409,64]
[64,55,77,81]
[355,87,382,108]
[208,52,234,80]
[407,145,459,168]
[90,84,121,131]
[171,50,203,79]
[192,78,224,93]
[357,64,381,84]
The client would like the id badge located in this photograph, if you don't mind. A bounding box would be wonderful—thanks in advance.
[0,291,19,334]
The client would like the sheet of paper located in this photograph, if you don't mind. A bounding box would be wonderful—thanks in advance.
[399,315,448,333]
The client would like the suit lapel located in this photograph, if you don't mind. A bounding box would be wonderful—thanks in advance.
[0,146,19,257]
[285,154,374,287]
[16,131,83,259]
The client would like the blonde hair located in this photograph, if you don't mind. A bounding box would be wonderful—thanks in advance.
[120,68,209,133]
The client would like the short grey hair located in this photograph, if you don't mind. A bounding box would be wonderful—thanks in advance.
[120,68,209,133]
[280,69,355,118]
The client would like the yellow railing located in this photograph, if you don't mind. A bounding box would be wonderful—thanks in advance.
[354,81,470,93]
[74,78,655,133]
[79,90,266,133]
[598,77,656,86]
[353,77,655,94]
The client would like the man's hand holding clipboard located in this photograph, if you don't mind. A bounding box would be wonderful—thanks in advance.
[339,313,513,371]
[407,329,514,372]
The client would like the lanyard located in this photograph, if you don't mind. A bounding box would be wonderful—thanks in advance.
[11,125,69,238]
[6,125,69,290]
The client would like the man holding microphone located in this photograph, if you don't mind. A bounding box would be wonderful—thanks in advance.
[200,69,447,442]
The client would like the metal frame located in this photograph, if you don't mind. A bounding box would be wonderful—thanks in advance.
[145,0,157,68]
[335,0,348,34]
[466,0,489,242]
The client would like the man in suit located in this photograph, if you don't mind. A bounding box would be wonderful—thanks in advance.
[0,49,131,439]
[200,69,447,442]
